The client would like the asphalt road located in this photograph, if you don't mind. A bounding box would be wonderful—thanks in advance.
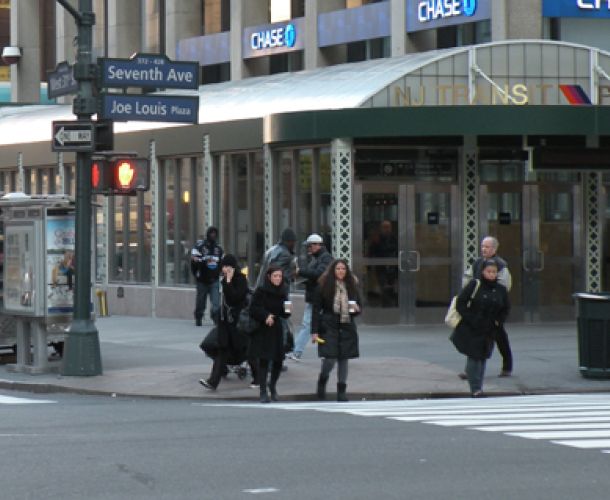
[1,391,609,500]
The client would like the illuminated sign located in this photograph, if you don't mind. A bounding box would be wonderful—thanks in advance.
[418,0,478,23]
[406,0,490,32]
[251,24,296,50]
[243,19,305,58]
[543,0,610,17]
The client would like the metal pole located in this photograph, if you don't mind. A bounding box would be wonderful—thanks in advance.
[60,0,102,376]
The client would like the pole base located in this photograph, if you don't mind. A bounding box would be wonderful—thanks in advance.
[61,319,103,376]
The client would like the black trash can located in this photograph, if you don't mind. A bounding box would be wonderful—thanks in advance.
[574,292,610,379]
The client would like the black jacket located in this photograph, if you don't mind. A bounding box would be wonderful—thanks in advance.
[311,286,361,360]
[248,280,290,362]
[191,229,224,284]
[298,247,333,303]
[451,278,510,360]
[217,271,249,355]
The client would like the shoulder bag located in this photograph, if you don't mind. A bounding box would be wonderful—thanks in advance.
[444,279,480,329]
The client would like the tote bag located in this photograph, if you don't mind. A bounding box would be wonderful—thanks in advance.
[444,279,480,328]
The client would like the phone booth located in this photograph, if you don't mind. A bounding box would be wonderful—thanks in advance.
[0,193,76,373]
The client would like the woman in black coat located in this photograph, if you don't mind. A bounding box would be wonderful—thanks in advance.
[199,254,251,390]
[248,265,290,403]
[311,259,361,402]
[451,258,510,397]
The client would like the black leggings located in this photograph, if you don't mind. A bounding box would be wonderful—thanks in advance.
[320,358,349,384]
[258,359,282,388]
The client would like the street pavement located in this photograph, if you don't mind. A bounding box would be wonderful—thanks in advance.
[1,316,609,401]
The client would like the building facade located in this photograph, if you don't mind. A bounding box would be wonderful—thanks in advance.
[2,1,610,324]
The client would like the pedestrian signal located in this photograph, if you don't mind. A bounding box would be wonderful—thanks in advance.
[91,157,150,195]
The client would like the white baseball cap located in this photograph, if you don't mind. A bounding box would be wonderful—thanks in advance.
[306,233,323,245]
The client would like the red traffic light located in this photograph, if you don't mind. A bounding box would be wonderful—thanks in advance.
[111,158,149,194]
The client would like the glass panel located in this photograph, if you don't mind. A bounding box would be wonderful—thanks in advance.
[113,196,125,280]
[297,149,312,241]
[319,148,332,249]
[164,160,176,284]
[140,190,152,283]
[415,192,449,258]
[235,154,249,269]
[279,152,293,233]
[177,158,193,284]
[126,196,139,282]
[251,152,265,284]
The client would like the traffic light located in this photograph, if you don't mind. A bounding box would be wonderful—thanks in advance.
[91,156,150,195]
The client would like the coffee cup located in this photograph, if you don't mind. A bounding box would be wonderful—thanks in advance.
[348,300,357,313]
[284,300,292,314]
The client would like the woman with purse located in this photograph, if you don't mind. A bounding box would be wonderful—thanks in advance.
[248,265,291,403]
[199,254,253,390]
[451,258,510,397]
[311,259,361,402]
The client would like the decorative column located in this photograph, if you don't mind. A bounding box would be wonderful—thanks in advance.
[17,152,24,192]
[584,172,602,292]
[330,138,353,263]
[263,144,275,251]
[57,153,66,194]
[462,148,479,273]
[150,140,159,317]
[203,134,213,230]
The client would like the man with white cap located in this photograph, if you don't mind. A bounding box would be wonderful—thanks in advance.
[288,233,333,361]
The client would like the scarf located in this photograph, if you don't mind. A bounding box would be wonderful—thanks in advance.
[333,281,350,324]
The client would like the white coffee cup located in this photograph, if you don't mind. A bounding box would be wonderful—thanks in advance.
[284,300,292,314]
[348,300,357,313]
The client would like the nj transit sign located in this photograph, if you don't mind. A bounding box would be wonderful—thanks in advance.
[407,0,491,32]
[543,0,610,18]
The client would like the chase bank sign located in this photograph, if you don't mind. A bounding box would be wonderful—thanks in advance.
[243,19,304,59]
[407,0,490,32]
[543,0,610,18]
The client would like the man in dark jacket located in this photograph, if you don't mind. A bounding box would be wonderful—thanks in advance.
[191,226,224,326]
[256,228,297,288]
[288,233,333,360]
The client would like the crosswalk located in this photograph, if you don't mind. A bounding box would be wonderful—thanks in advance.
[256,394,610,454]
[0,394,56,405]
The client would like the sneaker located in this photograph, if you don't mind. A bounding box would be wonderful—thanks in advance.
[498,370,512,377]
[249,381,259,389]
[287,352,302,362]
[199,379,215,390]
[458,372,467,380]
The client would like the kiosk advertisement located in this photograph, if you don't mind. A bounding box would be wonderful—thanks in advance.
[3,224,36,314]
[46,215,75,315]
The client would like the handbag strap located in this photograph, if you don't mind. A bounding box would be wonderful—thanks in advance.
[470,279,480,299]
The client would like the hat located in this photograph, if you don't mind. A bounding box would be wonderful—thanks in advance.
[481,258,499,271]
[305,233,323,245]
[281,228,296,243]
[220,254,238,268]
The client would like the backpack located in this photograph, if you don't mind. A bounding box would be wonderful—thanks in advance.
[236,289,260,335]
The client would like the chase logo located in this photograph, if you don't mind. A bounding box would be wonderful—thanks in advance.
[463,0,477,16]
[251,23,297,51]
[285,24,296,48]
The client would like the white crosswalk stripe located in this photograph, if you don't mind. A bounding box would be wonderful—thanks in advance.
[0,394,56,405]
[249,394,610,454]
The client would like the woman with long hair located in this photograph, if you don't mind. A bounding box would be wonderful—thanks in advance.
[311,259,361,402]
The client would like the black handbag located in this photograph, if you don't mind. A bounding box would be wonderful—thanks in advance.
[236,290,260,334]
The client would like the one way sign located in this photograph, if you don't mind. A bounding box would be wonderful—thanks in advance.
[52,121,95,152]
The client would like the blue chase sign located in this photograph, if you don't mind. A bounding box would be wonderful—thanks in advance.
[242,18,305,58]
[543,0,610,18]
[407,0,491,32]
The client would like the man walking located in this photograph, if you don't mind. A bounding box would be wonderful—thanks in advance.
[191,226,224,326]
[256,228,297,288]
[462,235,513,376]
[287,233,333,361]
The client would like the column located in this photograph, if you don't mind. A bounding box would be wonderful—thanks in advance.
[330,138,353,264]
[107,0,141,57]
[304,0,345,70]
[390,0,406,57]
[165,0,201,59]
[230,0,268,80]
[462,138,479,275]
[491,0,543,41]
[584,172,602,292]
[203,134,214,230]
[10,0,40,102]
[263,143,275,251]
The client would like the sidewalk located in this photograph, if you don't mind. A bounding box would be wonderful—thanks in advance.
[1,316,610,400]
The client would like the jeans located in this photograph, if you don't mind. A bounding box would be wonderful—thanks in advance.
[465,357,487,394]
[293,303,312,356]
[320,358,349,384]
[495,326,513,373]
[195,280,220,322]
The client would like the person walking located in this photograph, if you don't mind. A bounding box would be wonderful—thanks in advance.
[256,228,297,287]
[451,258,510,397]
[248,265,291,403]
[191,226,224,326]
[288,233,333,361]
[462,235,513,377]
[311,259,361,402]
[199,254,252,390]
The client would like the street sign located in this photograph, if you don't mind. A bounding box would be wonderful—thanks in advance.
[98,53,199,90]
[100,94,199,123]
[47,61,78,99]
[52,121,95,152]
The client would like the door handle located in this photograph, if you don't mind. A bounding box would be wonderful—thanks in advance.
[522,250,530,272]
[533,251,544,272]
[408,251,420,272]
[398,250,404,272]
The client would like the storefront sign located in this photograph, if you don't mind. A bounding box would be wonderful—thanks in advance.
[407,0,491,32]
[543,0,610,18]
[242,18,305,58]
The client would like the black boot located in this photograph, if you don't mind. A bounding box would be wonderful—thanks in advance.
[316,374,329,400]
[260,385,270,403]
[268,365,281,402]
[337,383,348,402]
[268,382,279,402]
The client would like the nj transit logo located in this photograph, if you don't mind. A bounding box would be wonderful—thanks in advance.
[418,0,478,23]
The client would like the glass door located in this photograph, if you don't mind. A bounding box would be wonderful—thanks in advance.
[353,182,458,324]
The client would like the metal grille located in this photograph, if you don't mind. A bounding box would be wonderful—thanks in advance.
[463,151,479,272]
[203,134,213,230]
[331,139,352,263]
[585,172,602,292]
[263,144,274,251]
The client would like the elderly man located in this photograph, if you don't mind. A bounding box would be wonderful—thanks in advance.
[462,236,513,377]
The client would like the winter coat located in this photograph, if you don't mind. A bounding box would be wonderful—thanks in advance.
[191,228,224,284]
[298,247,333,303]
[248,279,290,362]
[450,278,510,360]
[216,271,249,359]
[463,255,512,291]
[311,286,361,360]
[256,242,295,288]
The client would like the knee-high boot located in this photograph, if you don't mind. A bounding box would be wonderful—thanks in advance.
[316,374,329,400]
[337,382,348,402]
[259,363,270,404]
[268,365,281,402]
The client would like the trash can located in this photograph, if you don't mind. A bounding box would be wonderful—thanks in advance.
[573,292,610,379]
